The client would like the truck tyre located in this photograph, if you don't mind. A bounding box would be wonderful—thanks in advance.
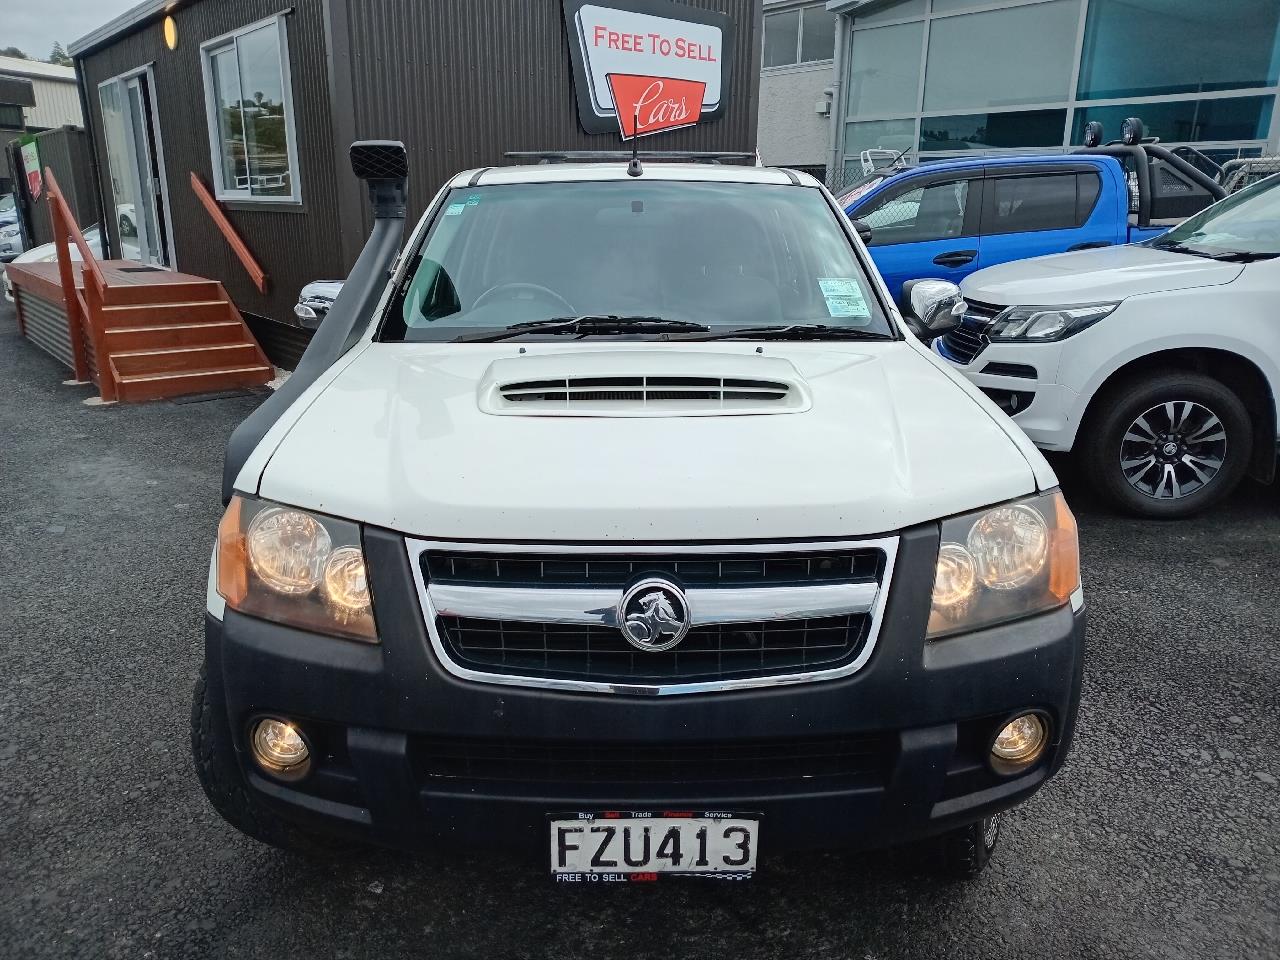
[1081,371,1251,519]
[191,665,350,857]
[933,815,1000,879]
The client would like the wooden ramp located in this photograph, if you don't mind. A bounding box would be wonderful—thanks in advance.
[5,168,273,403]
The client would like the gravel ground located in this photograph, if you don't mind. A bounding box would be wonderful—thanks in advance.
[1,302,1277,959]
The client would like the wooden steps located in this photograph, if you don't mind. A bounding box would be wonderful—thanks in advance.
[5,256,275,403]
[100,300,232,327]
[99,279,225,307]
[113,364,275,403]
[97,276,273,402]
[104,320,245,351]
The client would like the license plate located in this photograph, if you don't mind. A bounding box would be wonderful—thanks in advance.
[550,812,758,882]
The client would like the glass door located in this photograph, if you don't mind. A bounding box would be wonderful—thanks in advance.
[98,73,168,265]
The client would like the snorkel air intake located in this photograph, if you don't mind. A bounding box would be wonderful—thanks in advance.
[220,141,409,502]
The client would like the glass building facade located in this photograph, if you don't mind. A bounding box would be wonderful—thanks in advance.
[835,0,1280,177]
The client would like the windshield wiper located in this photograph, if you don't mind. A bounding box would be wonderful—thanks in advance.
[1150,241,1277,263]
[454,315,710,343]
[683,324,894,342]
[1150,241,1214,258]
[1199,250,1278,263]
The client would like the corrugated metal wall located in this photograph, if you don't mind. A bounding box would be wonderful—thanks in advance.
[78,0,346,327]
[336,0,763,241]
[75,0,761,335]
[22,126,97,246]
[14,288,75,370]
[25,78,84,129]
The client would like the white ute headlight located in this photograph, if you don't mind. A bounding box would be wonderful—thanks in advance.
[928,491,1079,638]
[986,303,1117,342]
[217,496,377,641]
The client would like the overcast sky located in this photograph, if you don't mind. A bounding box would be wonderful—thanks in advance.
[4,0,138,59]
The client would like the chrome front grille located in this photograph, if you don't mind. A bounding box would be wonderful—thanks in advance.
[938,299,1004,365]
[408,539,897,695]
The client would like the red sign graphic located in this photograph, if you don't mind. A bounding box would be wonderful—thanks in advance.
[606,73,705,140]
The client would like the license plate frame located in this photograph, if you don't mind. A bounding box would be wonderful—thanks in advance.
[548,810,760,883]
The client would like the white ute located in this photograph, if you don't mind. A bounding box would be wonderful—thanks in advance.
[197,144,1084,880]
[922,173,1280,518]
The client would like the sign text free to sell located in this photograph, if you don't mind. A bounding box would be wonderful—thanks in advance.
[591,24,717,62]
[575,3,725,114]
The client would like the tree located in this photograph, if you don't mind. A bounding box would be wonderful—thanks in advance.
[48,42,72,66]
[0,46,29,60]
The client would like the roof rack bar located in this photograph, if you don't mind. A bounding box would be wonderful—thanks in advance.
[504,151,757,165]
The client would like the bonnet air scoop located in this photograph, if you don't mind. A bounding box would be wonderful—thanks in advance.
[478,352,811,417]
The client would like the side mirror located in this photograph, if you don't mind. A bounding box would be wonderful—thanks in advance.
[903,279,965,337]
[849,218,872,244]
[293,301,326,330]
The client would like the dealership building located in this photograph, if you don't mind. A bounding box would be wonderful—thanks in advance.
[759,0,1280,183]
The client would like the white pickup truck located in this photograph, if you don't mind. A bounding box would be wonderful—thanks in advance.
[917,173,1280,518]
[196,143,1084,881]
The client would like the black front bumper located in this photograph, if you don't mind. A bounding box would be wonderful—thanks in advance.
[206,524,1086,858]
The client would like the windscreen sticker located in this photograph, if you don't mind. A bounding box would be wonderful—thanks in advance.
[818,278,871,319]
[444,203,467,216]
[466,194,481,206]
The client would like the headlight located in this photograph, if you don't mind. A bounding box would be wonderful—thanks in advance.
[986,302,1117,342]
[216,495,377,642]
[928,491,1079,638]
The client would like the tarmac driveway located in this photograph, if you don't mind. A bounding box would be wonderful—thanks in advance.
[0,302,1277,959]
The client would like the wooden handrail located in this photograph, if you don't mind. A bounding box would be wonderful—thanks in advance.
[44,166,94,386]
[44,167,107,294]
[189,172,269,294]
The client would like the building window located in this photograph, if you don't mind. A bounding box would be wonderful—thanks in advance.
[920,109,1068,152]
[852,0,925,25]
[0,104,24,128]
[764,4,837,68]
[847,21,923,119]
[922,0,1081,112]
[845,118,917,157]
[201,15,300,202]
[1071,96,1276,146]
[1077,0,1280,101]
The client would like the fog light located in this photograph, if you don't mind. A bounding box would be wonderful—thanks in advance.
[991,713,1048,769]
[251,718,310,774]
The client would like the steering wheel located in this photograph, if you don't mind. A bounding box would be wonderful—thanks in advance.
[472,282,576,314]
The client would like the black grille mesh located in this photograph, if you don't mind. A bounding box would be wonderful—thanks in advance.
[436,614,871,684]
[416,733,893,785]
[350,140,408,180]
[425,549,883,589]
[938,300,1003,365]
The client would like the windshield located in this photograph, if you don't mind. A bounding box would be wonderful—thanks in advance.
[1150,173,1280,258]
[380,180,893,342]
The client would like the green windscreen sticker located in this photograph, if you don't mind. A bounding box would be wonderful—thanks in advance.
[818,278,870,319]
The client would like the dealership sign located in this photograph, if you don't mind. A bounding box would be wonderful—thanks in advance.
[20,137,41,200]
[563,0,736,138]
